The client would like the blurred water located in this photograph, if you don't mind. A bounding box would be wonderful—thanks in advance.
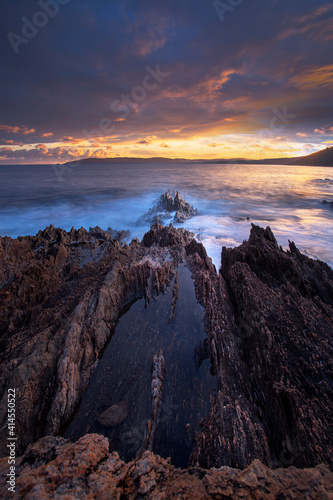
[0,163,332,268]
[65,265,216,468]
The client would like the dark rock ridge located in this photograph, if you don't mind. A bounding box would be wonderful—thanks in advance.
[0,224,190,457]
[189,224,333,470]
[138,190,198,225]
[1,434,332,499]
[0,222,333,495]
[144,350,166,453]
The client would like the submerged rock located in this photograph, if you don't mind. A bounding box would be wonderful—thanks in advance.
[138,190,198,225]
[97,401,129,428]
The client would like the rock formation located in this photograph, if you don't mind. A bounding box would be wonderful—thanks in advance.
[189,224,333,470]
[169,271,179,323]
[0,222,333,496]
[138,191,198,225]
[144,350,166,453]
[0,224,183,457]
[0,434,332,499]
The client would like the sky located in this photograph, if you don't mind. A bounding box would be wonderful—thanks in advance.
[0,0,333,164]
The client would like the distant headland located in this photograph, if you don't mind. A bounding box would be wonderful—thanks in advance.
[65,146,333,167]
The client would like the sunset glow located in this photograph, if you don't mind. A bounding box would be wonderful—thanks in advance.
[1,1,332,164]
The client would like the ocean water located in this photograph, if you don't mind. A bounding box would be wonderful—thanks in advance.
[0,163,332,269]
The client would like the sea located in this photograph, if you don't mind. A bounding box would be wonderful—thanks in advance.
[0,162,332,269]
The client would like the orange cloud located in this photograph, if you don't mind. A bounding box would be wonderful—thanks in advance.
[290,65,333,89]
[41,132,54,138]
[0,124,35,135]
[314,126,333,134]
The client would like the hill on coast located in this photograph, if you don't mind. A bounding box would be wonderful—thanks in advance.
[64,147,333,167]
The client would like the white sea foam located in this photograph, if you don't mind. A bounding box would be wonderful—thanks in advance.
[0,163,332,269]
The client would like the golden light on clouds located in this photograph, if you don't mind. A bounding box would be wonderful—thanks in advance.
[289,64,333,89]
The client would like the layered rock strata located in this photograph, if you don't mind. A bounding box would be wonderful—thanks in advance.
[0,224,192,457]
[0,222,333,496]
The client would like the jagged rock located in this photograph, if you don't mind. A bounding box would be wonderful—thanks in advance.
[0,434,332,499]
[151,349,165,422]
[0,225,185,457]
[190,223,333,469]
[97,401,129,428]
[89,226,130,241]
[169,271,179,323]
[1,221,333,483]
[144,350,166,453]
[138,191,198,225]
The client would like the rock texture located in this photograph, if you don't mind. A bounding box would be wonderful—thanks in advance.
[190,224,333,470]
[1,434,332,499]
[138,191,198,225]
[0,224,188,457]
[0,222,333,497]
[144,350,166,453]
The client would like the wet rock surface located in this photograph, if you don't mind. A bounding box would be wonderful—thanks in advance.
[138,191,198,225]
[0,434,332,499]
[97,401,130,428]
[0,224,185,457]
[0,222,333,496]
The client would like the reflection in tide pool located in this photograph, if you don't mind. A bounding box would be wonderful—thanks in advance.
[0,163,332,268]
[65,265,216,468]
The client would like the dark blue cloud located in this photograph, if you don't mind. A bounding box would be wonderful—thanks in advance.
[0,0,332,151]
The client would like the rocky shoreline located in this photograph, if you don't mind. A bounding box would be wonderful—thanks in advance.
[0,222,333,497]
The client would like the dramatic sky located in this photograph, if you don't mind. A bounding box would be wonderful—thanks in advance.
[1,0,333,163]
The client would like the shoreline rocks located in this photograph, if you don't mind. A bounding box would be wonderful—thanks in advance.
[0,222,333,496]
[138,191,198,225]
[0,434,332,499]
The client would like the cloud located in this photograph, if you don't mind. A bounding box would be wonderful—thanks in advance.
[0,124,35,135]
[1,0,333,162]
[1,139,24,146]
[160,143,170,148]
[314,126,333,134]
[296,132,308,137]
[289,65,333,90]
[136,139,151,145]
